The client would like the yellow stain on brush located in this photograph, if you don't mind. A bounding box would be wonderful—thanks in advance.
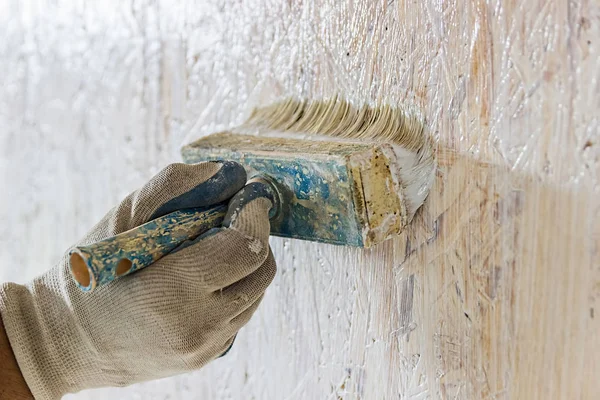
[183,98,437,246]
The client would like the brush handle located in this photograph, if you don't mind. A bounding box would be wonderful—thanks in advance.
[69,204,227,292]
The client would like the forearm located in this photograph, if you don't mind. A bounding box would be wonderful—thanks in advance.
[0,313,33,399]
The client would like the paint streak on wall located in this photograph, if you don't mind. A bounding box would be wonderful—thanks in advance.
[0,1,598,399]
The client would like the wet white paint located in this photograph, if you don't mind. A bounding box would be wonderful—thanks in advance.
[0,1,598,399]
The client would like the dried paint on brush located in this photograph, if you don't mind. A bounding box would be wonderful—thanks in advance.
[241,98,436,218]
[182,131,427,247]
[70,205,227,291]
[184,134,361,245]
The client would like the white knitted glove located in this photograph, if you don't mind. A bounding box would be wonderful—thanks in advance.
[0,161,277,399]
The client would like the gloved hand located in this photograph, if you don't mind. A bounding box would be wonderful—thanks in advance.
[0,161,277,400]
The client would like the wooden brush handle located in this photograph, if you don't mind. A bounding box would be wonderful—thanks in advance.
[69,204,227,292]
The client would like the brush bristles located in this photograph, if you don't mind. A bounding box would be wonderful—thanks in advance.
[245,98,430,151]
[244,98,437,221]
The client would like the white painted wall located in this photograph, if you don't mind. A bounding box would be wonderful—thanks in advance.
[1,1,598,398]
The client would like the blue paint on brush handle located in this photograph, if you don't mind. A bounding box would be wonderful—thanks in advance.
[69,204,227,292]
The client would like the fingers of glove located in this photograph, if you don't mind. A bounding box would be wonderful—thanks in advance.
[214,250,276,319]
[229,293,265,329]
[149,161,247,219]
[219,182,275,265]
[158,231,268,291]
[223,180,278,233]
[218,297,265,358]
[160,196,274,291]
[170,181,275,255]
[219,335,237,357]
[103,161,247,236]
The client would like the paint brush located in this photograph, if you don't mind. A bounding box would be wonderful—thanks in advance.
[70,98,436,291]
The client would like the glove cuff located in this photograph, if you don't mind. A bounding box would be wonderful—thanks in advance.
[0,281,73,400]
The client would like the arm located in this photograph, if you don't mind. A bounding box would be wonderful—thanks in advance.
[0,162,276,400]
[0,313,33,399]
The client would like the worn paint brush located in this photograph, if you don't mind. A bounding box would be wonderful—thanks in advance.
[69,98,436,292]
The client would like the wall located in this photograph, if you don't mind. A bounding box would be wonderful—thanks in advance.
[1,0,598,398]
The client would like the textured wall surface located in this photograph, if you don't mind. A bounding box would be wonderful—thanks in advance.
[1,0,599,399]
